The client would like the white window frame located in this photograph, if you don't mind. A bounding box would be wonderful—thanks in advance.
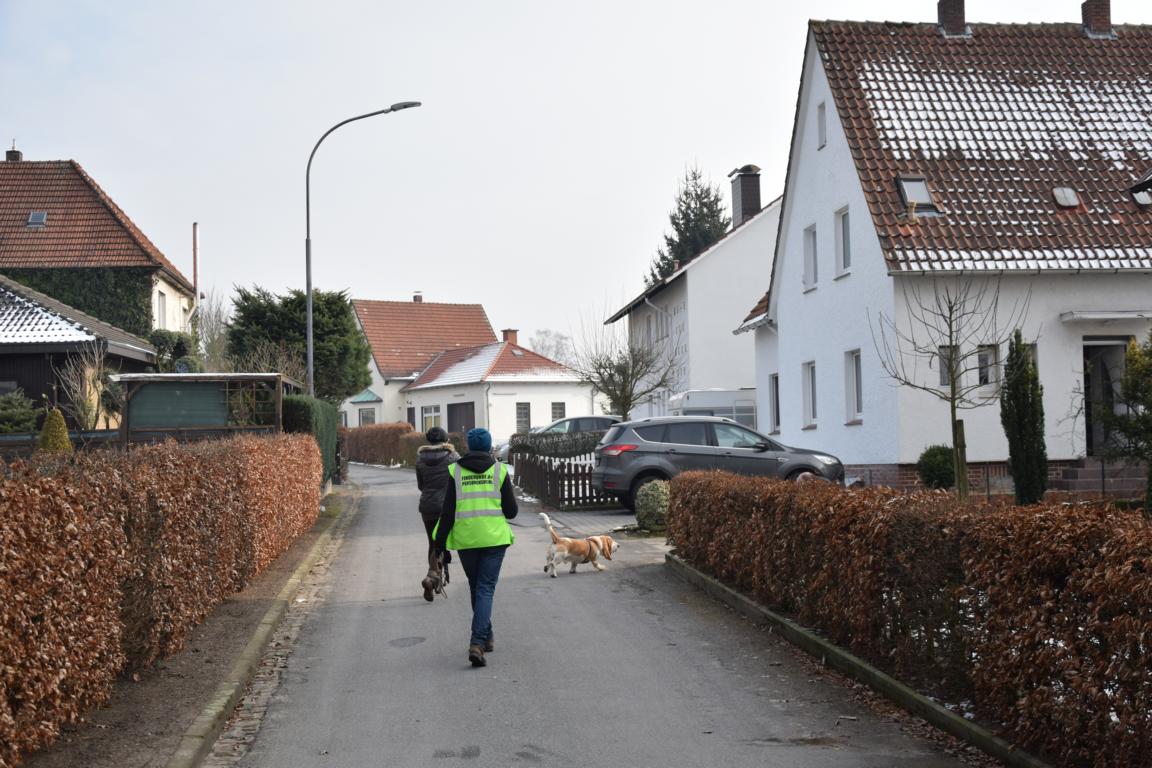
[817,101,827,149]
[421,405,441,431]
[156,290,167,330]
[551,401,565,421]
[977,344,1000,388]
[359,408,376,427]
[834,207,851,275]
[768,373,780,433]
[516,402,531,433]
[803,225,818,290]
[845,349,863,422]
[802,361,817,427]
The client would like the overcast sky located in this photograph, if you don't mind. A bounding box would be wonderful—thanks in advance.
[4,0,1150,346]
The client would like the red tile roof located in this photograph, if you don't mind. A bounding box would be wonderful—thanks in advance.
[812,20,1152,272]
[0,160,194,291]
[404,341,577,391]
[353,299,496,378]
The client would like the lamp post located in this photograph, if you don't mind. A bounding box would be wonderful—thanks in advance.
[305,101,421,396]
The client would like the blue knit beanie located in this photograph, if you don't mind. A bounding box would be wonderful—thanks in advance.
[466,427,492,453]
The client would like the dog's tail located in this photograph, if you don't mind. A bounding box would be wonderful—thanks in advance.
[538,512,562,544]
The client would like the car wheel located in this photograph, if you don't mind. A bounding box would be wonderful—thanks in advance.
[786,468,816,482]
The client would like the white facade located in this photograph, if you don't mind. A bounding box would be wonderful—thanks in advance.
[152,274,194,333]
[338,358,412,428]
[623,199,781,421]
[753,32,1152,470]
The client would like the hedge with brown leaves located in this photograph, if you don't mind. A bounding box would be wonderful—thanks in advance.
[0,434,321,767]
[669,471,1152,768]
[342,422,414,465]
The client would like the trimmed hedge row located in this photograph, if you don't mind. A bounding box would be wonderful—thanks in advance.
[343,423,465,467]
[0,434,321,767]
[283,395,339,484]
[669,472,1152,768]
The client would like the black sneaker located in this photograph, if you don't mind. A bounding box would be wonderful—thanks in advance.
[468,645,486,667]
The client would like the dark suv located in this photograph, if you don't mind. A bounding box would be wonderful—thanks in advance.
[591,416,844,509]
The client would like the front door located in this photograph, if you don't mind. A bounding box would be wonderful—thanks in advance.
[1083,338,1129,456]
[447,402,476,435]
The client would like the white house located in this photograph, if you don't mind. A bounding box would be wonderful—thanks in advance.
[340,296,496,427]
[606,165,781,424]
[737,0,1152,487]
[402,329,595,444]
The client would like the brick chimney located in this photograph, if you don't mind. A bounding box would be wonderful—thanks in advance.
[937,0,968,37]
[413,292,423,303]
[5,147,22,162]
[1082,0,1112,37]
[728,164,762,227]
[501,328,518,345]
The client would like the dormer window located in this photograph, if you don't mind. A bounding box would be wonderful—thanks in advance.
[1053,187,1081,209]
[897,177,937,214]
[26,211,47,228]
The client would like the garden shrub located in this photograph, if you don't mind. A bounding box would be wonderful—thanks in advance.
[669,471,1152,768]
[511,430,604,459]
[0,433,321,765]
[37,407,73,453]
[916,444,954,488]
[0,389,39,434]
[634,479,669,532]
[283,394,339,483]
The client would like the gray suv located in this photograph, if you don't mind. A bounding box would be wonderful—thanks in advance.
[591,416,844,510]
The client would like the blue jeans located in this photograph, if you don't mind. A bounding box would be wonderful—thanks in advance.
[456,545,507,647]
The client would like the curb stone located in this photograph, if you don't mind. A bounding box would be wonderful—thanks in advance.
[164,490,359,768]
[664,553,1053,768]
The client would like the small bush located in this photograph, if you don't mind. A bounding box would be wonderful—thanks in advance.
[917,444,954,489]
[0,389,39,433]
[635,479,670,531]
[283,395,339,483]
[37,407,73,453]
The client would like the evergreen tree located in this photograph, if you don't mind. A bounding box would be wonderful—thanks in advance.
[37,407,73,454]
[1000,329,1047,504]
[1102,330,1152,515]
[0,390,39,434]
[227,286,370,403]
[646,166,731,286]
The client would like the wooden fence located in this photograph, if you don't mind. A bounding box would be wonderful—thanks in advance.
[513,453,619,510]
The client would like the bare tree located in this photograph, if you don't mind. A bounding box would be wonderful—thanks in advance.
[229,338,307,385]
[526,329,576,367]
[571,318,683,419]
[197,288,232,372]
[55,342,122,431]
[871,275,1029,499]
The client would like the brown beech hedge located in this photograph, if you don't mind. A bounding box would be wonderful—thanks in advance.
[343,423,466,468]
[669,472,1152,768]
[0,434,321,768]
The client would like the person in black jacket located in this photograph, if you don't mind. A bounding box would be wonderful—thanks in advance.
[416,426,458,600]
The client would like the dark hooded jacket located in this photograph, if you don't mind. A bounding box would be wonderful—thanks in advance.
[415,443,459,520]
[434,452,518,551]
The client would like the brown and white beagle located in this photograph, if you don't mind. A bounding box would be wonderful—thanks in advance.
[539,512,619,577]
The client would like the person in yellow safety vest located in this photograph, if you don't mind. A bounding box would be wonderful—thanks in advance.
[433,427,518,667]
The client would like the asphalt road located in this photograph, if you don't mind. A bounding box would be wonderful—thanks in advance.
[231,464,968,768]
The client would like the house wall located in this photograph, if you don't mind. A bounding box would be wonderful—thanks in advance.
[627,279,688,420]
[687,202,779,391]
[338,358,411,428]
[152,275,194,333]
[765,34,900,466]
[404,380,595,445]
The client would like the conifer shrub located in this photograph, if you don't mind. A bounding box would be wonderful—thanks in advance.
[1001,329,1047,504]
[917,444,954,489]
[36,407,73,454]
[0,389,39,434]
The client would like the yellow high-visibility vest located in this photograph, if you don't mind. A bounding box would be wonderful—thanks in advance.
[443,461,514,550]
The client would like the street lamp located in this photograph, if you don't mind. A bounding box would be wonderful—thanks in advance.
[305,101,422,396]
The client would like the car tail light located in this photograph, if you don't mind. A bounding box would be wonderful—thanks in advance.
[600,444,639,457]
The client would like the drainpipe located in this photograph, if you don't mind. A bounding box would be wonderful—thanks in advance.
[485,383,492,434]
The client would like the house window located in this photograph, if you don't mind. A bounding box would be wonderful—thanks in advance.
[977,345,1000,387]
[817,102,827,149]
[835,207,851,274]
[157,291,167,330]
[845,350,863,421]
[938,345,958,387]
[516,402,531,433]
[358,408,376,427]
[551,402,565,421]
[768,374,780,433]
[803,225,818,289]
[421,405,441,431]
[898,176,938,214]
[26,211,47,228]
[802,361,817,427]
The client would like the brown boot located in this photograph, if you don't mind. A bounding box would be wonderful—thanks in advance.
[483,632,494,653]
[467,644,486,667]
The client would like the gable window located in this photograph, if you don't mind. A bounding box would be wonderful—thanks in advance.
[421,405,441,431]
[803,225,818,289]
[817,102,827,149]
[802,361,817,428]
[26,211,47,228]
[977,345,1000,387]
[551,402,565,421]
[768,373,780,433]
[359,408,376,427]
[834,207,851,274]
[898,176,938,214]
[938,345,958,387]
[156,291,167,330]
[845,350,863,422]
[516,402,531,433]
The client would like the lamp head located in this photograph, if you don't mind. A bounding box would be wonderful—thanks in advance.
[389,101,422,112]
